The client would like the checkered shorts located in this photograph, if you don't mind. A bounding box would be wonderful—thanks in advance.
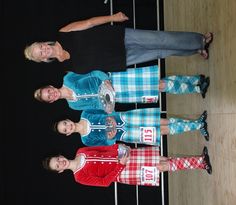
[120,108,161,145]
[117,146,160,186]
[110,65,160,103]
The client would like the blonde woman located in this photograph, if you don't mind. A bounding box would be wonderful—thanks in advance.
[25,12,213,73]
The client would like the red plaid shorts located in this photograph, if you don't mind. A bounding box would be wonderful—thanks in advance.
[117,146,160,186]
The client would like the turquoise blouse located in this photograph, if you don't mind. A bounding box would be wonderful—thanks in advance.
[80,110,125,146]
[63,71,109,111]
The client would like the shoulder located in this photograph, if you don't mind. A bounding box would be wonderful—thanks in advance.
[64,71,82,81]
[64,71,74,78]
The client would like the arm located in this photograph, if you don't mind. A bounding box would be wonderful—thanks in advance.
[89,70,109,81]
[66,70,109,82]
[82,131,116,146]
[76,163,125,187]
[76,146,130,187]
[82,109,108,115]
[59,12,129,32]
[79,144,119,152]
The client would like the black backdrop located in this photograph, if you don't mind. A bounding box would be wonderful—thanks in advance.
[2,0,165,204]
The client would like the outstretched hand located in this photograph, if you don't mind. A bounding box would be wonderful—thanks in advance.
[112,12,129,22]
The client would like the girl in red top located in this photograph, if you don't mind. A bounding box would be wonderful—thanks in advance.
[43,144,212,187]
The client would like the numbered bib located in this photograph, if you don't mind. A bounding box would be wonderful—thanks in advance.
[140,127,156,144]
[141,166,159,186]
[142,96,158,103]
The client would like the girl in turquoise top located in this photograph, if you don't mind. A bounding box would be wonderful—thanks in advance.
[54,109,209,146]
[34,65,210,112]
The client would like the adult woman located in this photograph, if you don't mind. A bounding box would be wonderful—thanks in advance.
[34,65,210,112]
[54,109,209,146]
[42,144,212,187]
[25,12,213,73]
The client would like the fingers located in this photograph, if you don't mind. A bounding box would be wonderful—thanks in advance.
[114,12,129,21]
[107,132,112,139]
[112,129,117,136]
[107,129,117,139]
[122,149,129,158]
[119,154,129,165]
[105,80,112,88]
[122,152,130,162]
[111,119,117,127]
[104,80,110,86]
[120,12,129,20]
[107,132,113,139]
[106,116,112,121]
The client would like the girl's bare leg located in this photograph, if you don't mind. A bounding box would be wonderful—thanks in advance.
[160,118,169,125]
[160,125,170,135]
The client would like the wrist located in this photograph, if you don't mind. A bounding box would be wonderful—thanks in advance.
[110,15,115,22]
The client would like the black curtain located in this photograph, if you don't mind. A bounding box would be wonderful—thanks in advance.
[2,0,164,204]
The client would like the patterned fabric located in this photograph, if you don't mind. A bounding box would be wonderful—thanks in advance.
[63,71,109,111]
[80,108,161,146]
[169,117,196,123]
[74,144,125,187]
[80,110,121,146]
[162,75,201,94]
[168,119,202,135]
[118,146,160,186]
[166,75,200,85]
[110,65,160,103]
[168,156,205,172]
[121,108,161,145]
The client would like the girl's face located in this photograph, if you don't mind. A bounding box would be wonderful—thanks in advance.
[41,86,60,103]
[49,156,69,173]
[57,119,75,136]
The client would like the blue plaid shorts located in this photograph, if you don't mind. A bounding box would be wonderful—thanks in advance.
[120,108,161,145]
[110,65,160,103]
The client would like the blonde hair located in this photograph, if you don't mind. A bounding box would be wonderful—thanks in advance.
[34,88,43,102]
[24,42,56,63]
[24,42,41,62]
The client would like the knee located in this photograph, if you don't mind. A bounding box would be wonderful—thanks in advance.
[159,80,166,91]
[157,163,169,172]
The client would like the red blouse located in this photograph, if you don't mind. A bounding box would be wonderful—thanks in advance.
[73,144,125,187]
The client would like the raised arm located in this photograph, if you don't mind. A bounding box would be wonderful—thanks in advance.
[59,12,129,32]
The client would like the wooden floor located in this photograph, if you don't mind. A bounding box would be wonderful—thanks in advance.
[164,0,236,205]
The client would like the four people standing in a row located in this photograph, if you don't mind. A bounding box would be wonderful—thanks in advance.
[25,12,213,187]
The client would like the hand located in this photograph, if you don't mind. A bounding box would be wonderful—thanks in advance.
[107,129,117,139]
[122,144,131,156]
[106,104,113,114]
[106,116,117,138]
[119,144,131,157]
[106,116,117,127]
[119,152,130,165]
[104,80,115,92]
[112,12,129,22]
